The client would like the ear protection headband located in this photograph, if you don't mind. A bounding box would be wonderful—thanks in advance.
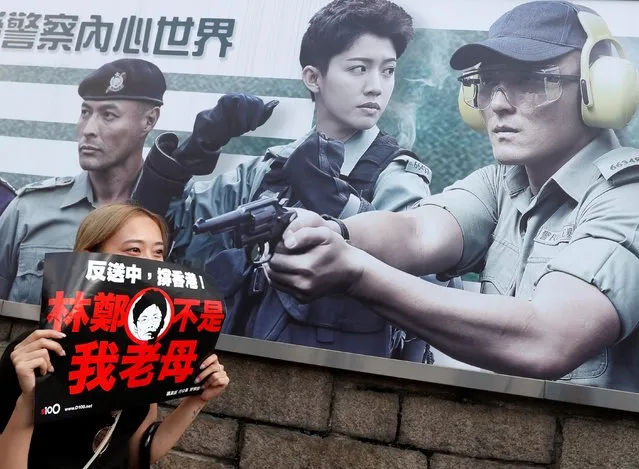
[458,10,639,132]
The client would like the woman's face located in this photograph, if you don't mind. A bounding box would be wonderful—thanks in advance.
[99,215,164,261]
[135,304,163,340]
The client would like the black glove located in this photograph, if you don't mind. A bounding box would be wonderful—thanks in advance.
[172,93,279,176]
[133,93,279,215]
[132,132,190,216]
[283,132,359,217]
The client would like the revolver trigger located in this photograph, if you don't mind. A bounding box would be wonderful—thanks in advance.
[250,242,272,265]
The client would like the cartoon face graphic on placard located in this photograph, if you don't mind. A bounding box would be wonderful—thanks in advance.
[126,288,173,342]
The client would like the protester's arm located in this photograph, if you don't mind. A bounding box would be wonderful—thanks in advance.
[0,330,66,469]
[128,354,229,468]
[0,395,33,469]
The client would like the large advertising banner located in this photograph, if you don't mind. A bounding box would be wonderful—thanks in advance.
[1,0,639,402]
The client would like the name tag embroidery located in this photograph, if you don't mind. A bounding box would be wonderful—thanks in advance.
[534,226,574,245]
[405,159,432,182]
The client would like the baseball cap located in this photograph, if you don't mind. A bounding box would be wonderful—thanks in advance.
[450,1,598,70]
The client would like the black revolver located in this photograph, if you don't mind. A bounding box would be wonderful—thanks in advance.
[193,197,297,264]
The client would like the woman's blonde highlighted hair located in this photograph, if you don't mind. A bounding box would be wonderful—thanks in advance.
[74,203,170,255]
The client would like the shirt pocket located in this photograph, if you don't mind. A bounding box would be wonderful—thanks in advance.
[13,245,71,305]
[518,258,550,300]
[479,238,518,295]
[521,237,571,299]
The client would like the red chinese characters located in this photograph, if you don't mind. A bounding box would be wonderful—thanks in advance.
[158,340,198,384]
[171,298,200,332]
[47,291,91,332]
[89,292,130,332]
[119,342,162,388]
[69,340,119,394]
[198,300,225,332]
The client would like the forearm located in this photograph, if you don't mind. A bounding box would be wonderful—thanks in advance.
[0,395,35,469]
[348,252,573,378]
[132,133,191,217]
[344,205,462,276]
[149,396,205,463]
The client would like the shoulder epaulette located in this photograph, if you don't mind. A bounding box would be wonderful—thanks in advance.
[15,176,74,197]
[594,147,639,185]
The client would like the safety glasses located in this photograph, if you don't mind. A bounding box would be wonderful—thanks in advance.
[458,65,580,111]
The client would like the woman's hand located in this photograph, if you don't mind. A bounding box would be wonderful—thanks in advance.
[10,329,66,399]
[194,354,229,402]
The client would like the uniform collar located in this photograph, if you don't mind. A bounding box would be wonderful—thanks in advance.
[60,171,96,209]
[266,126,381,176]
[550,129,620,202]
[504,129,620,210]
[340,126,381,175]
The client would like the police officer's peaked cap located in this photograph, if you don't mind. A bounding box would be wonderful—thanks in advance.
[78,58,166,106]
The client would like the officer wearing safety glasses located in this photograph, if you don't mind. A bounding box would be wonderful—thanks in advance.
[264,1,639,392]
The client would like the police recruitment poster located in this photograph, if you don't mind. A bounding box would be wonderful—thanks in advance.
[34,252,226,423]
[2,0,639,403]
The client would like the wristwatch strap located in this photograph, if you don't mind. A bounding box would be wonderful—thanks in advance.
[321,214,350,241]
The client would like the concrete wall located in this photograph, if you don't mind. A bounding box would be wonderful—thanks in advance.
[152,350,639,469]
[3,318,639,468]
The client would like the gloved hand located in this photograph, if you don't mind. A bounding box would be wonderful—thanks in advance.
[283,132,359,217]
[173,93,279,175]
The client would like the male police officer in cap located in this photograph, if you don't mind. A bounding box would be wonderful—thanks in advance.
[0,58,166,306]
[265,0,639,392]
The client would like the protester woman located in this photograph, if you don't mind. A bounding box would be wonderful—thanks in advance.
[0,203,229,469]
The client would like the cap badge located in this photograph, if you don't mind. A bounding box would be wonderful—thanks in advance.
[105,72,126,93]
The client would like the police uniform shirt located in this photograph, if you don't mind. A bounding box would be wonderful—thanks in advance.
[421,129,639,392]
[0,172,96,305]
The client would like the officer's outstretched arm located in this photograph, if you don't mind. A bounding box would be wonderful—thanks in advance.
[267,225,619,379]
[335,255,619,379]
[344,204,463,276]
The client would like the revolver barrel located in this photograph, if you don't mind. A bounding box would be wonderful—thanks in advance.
[192,197,282,234]
[193,211,249,234]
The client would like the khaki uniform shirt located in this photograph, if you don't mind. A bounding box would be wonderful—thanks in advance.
[0,172,96,305]
[423,130,639,391]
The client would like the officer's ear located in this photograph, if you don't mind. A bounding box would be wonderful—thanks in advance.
[302,65,322,99]
[142,106,160,133]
